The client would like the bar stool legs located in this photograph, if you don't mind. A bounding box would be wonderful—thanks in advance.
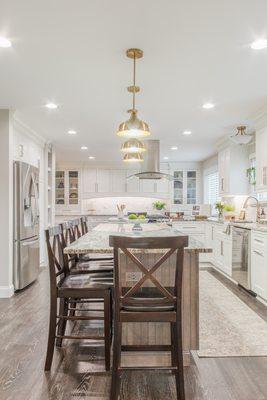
[110,319,122,400]
[45,294,57,371]
[56,298,68,347]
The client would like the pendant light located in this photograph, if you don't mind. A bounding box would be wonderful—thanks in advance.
[117,49,151,139]
[230,126,252,145]
[123,152,144,162]
[120,138,146,154]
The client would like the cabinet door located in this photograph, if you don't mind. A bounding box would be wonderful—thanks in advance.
[83,169,97,193]
[156,171,170,194]
[97,170,111,193]
[111,170,126,192]
[173,171,184,204]
[140,179,156,193]
[186,171,197,204]
[126,170,140,193]
[55,170,66,205]
[251,248,267,299]
[68,170,79,205]
[256,127,267,192]
[218,148,230,195]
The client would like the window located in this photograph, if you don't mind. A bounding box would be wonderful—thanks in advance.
[205,172,219,208]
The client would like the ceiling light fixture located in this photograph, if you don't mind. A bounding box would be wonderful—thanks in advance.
[123,153,144,163]
[68,130,77,135]
[171,146,178,150]
[202,102,215,109]
[251,39,267,50]
[163,156,169,160]
[183,130,192,135]
[230,126,252,145]
[117,49,151,140]
[88,156,95,160]
[0,37,12,48]
[81,146,88,150]
[120,138,146,154]
[45,102,58,109]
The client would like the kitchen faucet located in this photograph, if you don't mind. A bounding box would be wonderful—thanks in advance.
[242,196,261,222]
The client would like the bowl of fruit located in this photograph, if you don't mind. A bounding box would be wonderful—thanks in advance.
[128,214,148,231]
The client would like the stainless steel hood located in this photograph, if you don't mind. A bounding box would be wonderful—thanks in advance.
[128,140,174,180]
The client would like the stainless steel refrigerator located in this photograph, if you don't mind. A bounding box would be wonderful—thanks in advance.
[13,161,40,290]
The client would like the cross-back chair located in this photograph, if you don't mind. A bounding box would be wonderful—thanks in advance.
[44,225,113,372]
[109,234,188,400]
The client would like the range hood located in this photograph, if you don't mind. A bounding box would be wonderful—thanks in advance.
[128,140,174,180]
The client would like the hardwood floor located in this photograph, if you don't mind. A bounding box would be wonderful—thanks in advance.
[0,268,267,400]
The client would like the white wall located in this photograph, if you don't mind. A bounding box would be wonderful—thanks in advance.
[0,110,13,297]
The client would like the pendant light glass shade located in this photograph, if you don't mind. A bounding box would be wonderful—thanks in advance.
[121,138,146,154]
[117,110,150,138]
[230,126,252,145]
[123,152,144,162]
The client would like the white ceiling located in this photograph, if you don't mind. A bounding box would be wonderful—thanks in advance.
[1,0,267,165]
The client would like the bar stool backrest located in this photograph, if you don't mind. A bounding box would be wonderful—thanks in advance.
[61,221,75,245]
[80,216,89,235]
[70,218,82,240]
[109,235,188,311]
[45,225,69,288]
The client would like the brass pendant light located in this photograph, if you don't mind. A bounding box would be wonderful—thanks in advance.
[117,49,151,139]
[120,138,146,154]
[123,152,144,162]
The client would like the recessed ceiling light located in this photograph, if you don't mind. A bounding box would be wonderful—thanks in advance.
[183,130,192,135]
[202,103,215,109]
[81,146,88,150]
[0,37,12,48]
[171,146,178,150]
[68,130,77,135]
[251,39,267,50]
[45,102,58,109]
[88,156,95,160]
[163,156,169,160]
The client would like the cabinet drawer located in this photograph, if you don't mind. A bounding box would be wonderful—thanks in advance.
[172,222,204,234]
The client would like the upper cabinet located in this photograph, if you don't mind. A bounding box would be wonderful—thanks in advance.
[172,169,200,205]
[218,144,249,196]
[256,127,267,192]
[55,169,81,214]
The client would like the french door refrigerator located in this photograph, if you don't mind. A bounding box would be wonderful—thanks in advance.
[13,161,40,290]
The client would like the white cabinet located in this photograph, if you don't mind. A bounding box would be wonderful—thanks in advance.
[55,169,81,214]
[218,144,248,196]
[83,168,97,193]
[205,222,232,276]
[172,169,200,205]
[156,171,171,194]
[256,127,267,192]
[126,170,140,193]
[111,170,126,192]
[97,170,111,193]
[251,231,267,300]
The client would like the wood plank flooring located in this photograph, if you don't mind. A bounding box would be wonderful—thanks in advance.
[0,267,266,400]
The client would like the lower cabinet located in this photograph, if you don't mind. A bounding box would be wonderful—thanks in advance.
[251,231,267,301]
[205,222,232,276]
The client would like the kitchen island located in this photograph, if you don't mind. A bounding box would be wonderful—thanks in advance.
[64,223,212,366]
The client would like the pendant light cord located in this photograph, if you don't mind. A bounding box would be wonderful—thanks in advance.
[133,54,136,111]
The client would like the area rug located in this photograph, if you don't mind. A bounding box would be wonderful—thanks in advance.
[198,271,267,357]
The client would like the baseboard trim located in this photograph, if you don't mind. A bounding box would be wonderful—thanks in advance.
[0,285,14,298]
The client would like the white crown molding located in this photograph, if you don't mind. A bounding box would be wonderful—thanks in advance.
[250,104,267,130]
[12,114,47,147]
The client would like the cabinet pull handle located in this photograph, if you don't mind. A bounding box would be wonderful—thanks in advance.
[253,250,264,257]
[211,227,214,240]
[221,178,224,191]
[221,241,223,256]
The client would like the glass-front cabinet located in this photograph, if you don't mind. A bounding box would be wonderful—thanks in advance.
[55,169,80,213]
[172,169,198,205]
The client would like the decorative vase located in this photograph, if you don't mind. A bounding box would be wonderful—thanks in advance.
[117,210,124,220]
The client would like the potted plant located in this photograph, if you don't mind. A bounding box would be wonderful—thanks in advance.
[153,201,166,215]
[215,202,224,220]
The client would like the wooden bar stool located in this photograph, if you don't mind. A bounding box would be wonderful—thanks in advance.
[109,234,188,400]
[80,216,114,262]
[44,225,113,372]
[60,221,114,275]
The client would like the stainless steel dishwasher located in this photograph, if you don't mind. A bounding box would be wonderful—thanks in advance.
[232,226,255,294]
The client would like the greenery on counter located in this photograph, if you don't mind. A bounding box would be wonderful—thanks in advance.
[153,201,166,210]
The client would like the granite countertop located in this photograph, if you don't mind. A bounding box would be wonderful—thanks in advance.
[206,217,267,233]
[64,223,212,254]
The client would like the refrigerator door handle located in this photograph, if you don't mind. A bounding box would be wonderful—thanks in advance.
[21,238,39,246]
